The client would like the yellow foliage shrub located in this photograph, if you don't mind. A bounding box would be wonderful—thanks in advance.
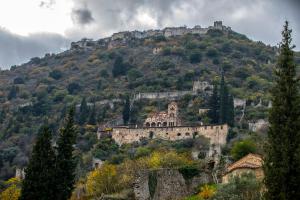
[0,177,21,200]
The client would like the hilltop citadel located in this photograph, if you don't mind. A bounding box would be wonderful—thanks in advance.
[71,21,231,50]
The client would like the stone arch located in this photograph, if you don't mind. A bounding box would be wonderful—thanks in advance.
[157,122,161,127]
[185,132,190,136]
[163,122,167,127]
[170,113,175,117]
[151,122,156,127]
[145,122,150,127]
[177,133,181,136]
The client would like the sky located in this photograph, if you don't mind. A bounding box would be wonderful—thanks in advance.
[0,0,299,69]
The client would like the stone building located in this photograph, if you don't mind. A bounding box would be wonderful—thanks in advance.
[144,102,181,127]
[222,154,263,183]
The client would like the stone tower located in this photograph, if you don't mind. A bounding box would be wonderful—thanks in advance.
[168,102,178,118]
[168,102,180,126]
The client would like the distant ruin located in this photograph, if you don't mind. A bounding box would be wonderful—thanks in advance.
[70,21,231,50]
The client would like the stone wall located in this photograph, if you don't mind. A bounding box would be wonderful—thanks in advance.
[133,91,195,101]
[111,124,228,157]
[134,169,212,200]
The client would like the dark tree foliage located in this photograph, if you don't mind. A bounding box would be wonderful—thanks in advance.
[122,96,130,125]
[227,95,235,127]
[219,72,228,124]
[20,126,57,200]
[7,86,18,100]
[55,108,77,200]
[88,104,97,125]
[49,70,63,80]
[208,83,219,123]
[112,56,129,77]
[13,77,25,84]
[78,97,89,125]
[67,82,81,94]
[264,21,300,199]
[189,50,202,63]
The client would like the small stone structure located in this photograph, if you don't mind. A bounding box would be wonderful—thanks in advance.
[134,169,212,200]
[222,154,263,183]
[15,168,25,179]
[248,119,269,132]
[192,81,213,92]
[233,98,246,108]
[92,158,103,169]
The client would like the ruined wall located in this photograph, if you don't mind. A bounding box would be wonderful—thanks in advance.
[112,124,228,158]
[134,169,212,200]
[133,91,195,100]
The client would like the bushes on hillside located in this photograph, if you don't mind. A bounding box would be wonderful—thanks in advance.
[230,139,257,161]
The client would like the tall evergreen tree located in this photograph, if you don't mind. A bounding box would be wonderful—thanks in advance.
[122,96,130,125]
[264,21,300,199]
[219,71,228,124]
[55,108,77,200]
[208,83,219,123]
[88,104,97,125]
[20,126,56,200]
[227,95,235,127]
[78,97,89,125]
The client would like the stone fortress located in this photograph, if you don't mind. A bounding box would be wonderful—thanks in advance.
[71,21,231,50]
[99,102,228,159]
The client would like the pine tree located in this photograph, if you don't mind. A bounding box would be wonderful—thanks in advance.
[55,108,77,200]
[78,97,89,125]
[208,83,219,123]
[20,126,56,200]
[227,95,235,127]
[219,71,228,124]
[264,21,300,199]
[122,96,130,125]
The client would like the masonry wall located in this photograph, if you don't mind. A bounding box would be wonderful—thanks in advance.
[112,124,228,156]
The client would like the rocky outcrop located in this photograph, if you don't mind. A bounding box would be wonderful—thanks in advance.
[134,169,212,200]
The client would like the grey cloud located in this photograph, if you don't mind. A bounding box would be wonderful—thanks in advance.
[71,7,94,25]
[39,0,56,8]
[0,28,70,69]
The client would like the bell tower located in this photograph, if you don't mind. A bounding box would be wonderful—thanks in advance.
[168,102,178,118]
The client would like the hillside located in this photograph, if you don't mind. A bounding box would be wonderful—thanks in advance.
[0,22,299,180]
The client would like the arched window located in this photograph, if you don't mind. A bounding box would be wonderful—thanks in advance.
[163,122,167,127]
[157,122,161,127]
[177,133,181,136]
[185,132,190,136]
[151,122,156,127]
[145,122,150,127]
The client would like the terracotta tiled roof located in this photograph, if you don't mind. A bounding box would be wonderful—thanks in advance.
[226,153,263,174]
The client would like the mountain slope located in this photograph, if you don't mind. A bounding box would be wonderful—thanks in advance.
[0,23,299,179]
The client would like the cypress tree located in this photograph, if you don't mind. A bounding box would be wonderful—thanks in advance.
[208,83,219,123]
[219,71,228,124]
[20,126,56,200]
[55,107,77,200]
[264,21,300,199]
[122,96,130,125]
[78,97,89,125]
[227,95,235,127]
[88,104,97,125]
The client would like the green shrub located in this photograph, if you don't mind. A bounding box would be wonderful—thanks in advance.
[230,139,256,160]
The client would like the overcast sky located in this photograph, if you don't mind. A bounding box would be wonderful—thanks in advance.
[0,0,299,69]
